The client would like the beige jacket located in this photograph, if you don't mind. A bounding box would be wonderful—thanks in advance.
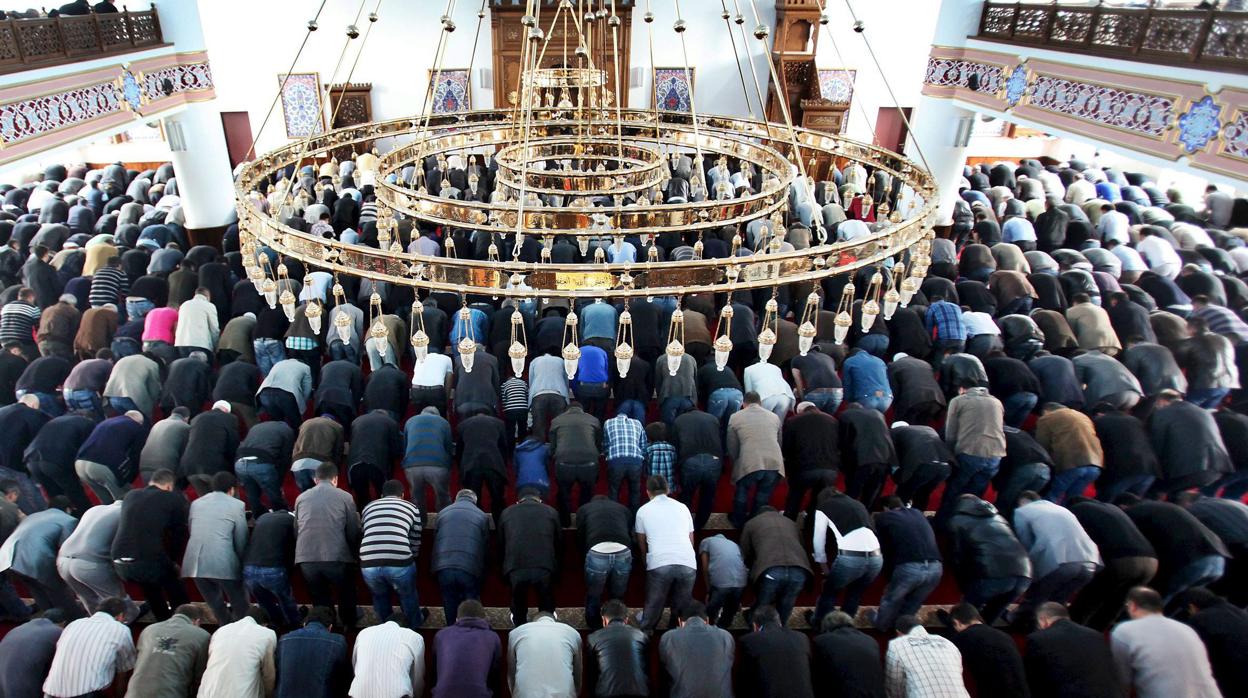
[727,404,784,482]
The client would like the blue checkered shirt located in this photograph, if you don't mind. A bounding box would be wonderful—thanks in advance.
[925,300,968,341]
[645,442,677,483]
[604,414,647,461]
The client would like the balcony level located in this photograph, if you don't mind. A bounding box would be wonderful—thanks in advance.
[975,1,1248,75]
[0,4,166,77]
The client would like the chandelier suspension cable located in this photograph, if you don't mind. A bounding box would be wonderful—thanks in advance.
[744,0,816,208]
[834,0,933,176]
[245,0,329,161]
[719,0,756,122]
[806,0,878,148]
[274,0,373,216]
[416,0,459,148]
[509,0,543,256]
[463,0,490,166]
[729,0,773,140]
[609,0,624,166]
[643,0,659,145]
[672,0,705,189]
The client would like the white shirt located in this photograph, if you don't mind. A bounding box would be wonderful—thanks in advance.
[743,361,795,401]
[349,621,425,698]
[885,626,970,698]
[1065,179,1096,205]
[812,510,881,564]
[411,352,453,388]
[1098,211,1130,245]
[508,616,582,698]
[1111,614,1221,698]
[837,219,871,241]
[174,295,220,350]
[197,616,277,698]
[1111,245,1148,272]
[635,494,696,570]
[1138,236,1182,272]
[43,612,137,698]
[960,311,1000,337]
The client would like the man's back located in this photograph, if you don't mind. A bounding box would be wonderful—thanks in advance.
[885,627,969,698]
[128,614,210,698]
[587,621,648,698]
[198,617,276,698]
[349,620,425,698]
[812,626,885,698]
[275,622,349,698]
[0,617,61,698]
[433,618,501,698]
[738,626,814,698]
[1111,614,1221,698]
[293,482,360,565]
[1025,619,1121,698]
[112,485,189,561]
[508,616,582,698]
[659,618,735,698]
[432,499,490,577]
[950,624,1027,698]
[43,612,136,698]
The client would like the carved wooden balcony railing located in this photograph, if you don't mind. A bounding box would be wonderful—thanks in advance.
[0,5,165,76]
[975,2,1248,74]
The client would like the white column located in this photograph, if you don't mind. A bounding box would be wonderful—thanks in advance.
[162,105,236,229]
[906,95,974,224]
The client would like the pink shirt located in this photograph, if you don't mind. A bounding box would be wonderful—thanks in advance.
[142,307,178,343]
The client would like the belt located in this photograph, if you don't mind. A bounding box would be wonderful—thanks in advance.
[840,549,881,558]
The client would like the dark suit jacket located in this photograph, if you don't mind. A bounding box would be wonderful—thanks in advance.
[1024,619,1123,698]
[812,626,884,698]
[738,626,815,698]
[951,623,1029,698]
[1188,601,1248,698]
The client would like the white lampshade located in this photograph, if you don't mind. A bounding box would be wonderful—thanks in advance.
[334,312,351,344]
[757,328,776,362]
[279,290,296,321]
[508,340,527,377]
[307,313,321,335]
[578,237,589,256]
[899,276,919,307]
[665,340,684,377]
[833,311,852,345]
[883,288,901,320]
[798,324,815,356]
[411,329,430,364]
[372,336,389,359]
[861,299,880,332]
[614,342,633,378]
[458,336,477,373]
[562,342,581,380]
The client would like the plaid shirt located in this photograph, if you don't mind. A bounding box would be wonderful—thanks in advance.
[885,627,970,698]
[645,442,677,483]
[925,300,968,341]
[604,414,647,461]
[285,336,317,351]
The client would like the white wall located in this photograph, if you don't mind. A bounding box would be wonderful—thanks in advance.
[198,0,497,158]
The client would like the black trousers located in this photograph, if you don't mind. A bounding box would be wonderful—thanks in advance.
[348,461,386,509]
[300,561,358,628]
[845,462,889,509]
[894,461,953,512]
[26,459,91,514]
[114,557,188,621]
[1068,556,1157,632]
[556,462,598,527]
[462,468,507,523]
[784,469,839,519]
[509,568,555,625]
[410,385,448,416]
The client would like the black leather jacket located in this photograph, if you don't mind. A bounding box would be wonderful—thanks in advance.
[587,621,649,697]
[946,496,1032,585]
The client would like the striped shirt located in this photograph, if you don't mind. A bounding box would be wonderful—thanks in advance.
[42,612,137,698]
[0,300,39,344]
[88,266,129,307]
[359,495,423,567]
[1193,304,1248,344]
[501,376,529,413]
[349,621,426,698]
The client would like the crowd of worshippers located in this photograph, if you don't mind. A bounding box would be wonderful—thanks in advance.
[0,153,1246,697]
[0,0,119,20]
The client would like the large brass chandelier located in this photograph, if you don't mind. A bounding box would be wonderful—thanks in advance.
[234,0,938,371]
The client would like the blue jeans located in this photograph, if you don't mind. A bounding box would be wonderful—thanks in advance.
[938,454,1001,524]
[660,396,694,427]
[964,575,1031,625]
[875,560,943,632]
[754,565,808,627]
[362,563,425,628]
[1047,465,1100,505]
[585,549,633,629]
[437,568,482,625]
[1002,391,1038,427]
[640,564,695,632]
[105,395,140,416]
[858,393,894,413]
[615,398,646,424]
[253,338,286,376]
[1204,470,1248,500]
[804,389,843,415]
[243,565,298,628]
[1186,387,1231,409]
[1099,473,1155,503]
[607,456,644,512]
[814,552,883,624]
[328,341,359,364]
[63,389,103,418]
[125,297,155,323]
[856,333,890,359]
[292,468,317,491]
[1163,555,1226,606]
[707,387,743,428]
[731,470,781,529]
[680,455,722,530]
[234,458,288,513]
[17,390,62,417]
